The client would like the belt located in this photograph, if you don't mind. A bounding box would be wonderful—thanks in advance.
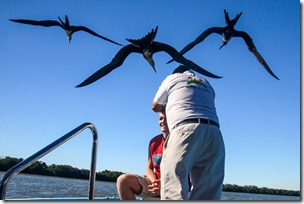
[174,118,219,129]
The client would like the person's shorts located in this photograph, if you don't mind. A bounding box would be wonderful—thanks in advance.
[135,175,160,200]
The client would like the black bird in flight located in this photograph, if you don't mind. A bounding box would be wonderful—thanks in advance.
[76,26,221,88]
[9,15,123,45]
[168,9,279,80]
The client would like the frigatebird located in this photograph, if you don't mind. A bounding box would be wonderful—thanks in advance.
[9,15,123,45]
[76,26,221,88]
[167,9,279,80]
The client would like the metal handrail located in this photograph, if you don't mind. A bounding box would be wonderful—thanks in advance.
[0,122,98,200]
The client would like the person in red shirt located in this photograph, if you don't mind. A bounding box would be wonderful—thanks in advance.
[116,111,168,200]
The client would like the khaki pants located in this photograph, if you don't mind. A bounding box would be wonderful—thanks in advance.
[160,123,225,200]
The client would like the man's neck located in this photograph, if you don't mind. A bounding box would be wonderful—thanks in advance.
[162,132,169,139]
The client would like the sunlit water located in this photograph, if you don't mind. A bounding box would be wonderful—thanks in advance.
[0,172,300,200]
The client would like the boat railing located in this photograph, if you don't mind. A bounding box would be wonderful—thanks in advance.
[0,122,98,200]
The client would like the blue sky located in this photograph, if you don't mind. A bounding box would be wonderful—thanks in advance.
[0,0,300,191]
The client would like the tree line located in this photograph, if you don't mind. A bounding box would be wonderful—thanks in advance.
[222,183,299,197]
[0,156,123,182]
[0,156,300,197]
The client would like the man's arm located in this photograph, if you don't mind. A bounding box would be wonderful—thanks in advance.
[146,146,157,182]
[152,101,165,112]
[146,149,160,195]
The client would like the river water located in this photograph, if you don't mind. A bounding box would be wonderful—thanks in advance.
[0,172,300,200]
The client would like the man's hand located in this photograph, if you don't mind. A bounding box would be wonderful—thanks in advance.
[152,101,165,112]
[148,179,161,195]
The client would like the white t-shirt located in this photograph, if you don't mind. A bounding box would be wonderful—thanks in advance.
[153,71,219,131]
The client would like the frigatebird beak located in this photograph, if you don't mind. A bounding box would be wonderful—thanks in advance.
[143,51,157,73]
[147,58,157,73]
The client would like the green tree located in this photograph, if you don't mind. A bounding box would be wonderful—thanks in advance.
[22,161,48,175]
[0,156,23,171]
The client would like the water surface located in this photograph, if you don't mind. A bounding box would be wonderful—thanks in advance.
[1,172,300,200]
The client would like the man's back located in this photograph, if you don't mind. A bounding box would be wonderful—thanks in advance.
[155,71,219,131]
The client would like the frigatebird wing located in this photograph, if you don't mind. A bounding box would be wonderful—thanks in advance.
[152,41,222,79]
[167,27,223,64]
[234,30,279,80]
[9,19,62,28]
[70,25,123,46]
[76,44,142,87]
